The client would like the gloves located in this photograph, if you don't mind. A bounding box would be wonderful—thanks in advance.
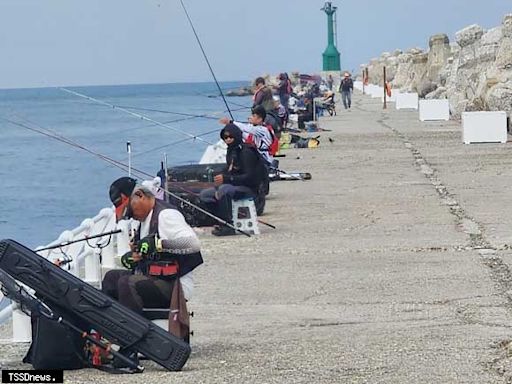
[137,235,162,256]
[121,252,137,270]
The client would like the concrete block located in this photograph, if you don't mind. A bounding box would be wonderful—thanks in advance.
[396,93,419,110]
[419,99,450,121]
[462,111,508,144]
[354,81,364,91]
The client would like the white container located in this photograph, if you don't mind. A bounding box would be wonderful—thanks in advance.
[419,99,450,121]
[396,93,419,110]
[462,111,508,144]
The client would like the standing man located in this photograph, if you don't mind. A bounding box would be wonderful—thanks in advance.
[252,77,274,112]
[339,72,354,110]
[104,178,203,340]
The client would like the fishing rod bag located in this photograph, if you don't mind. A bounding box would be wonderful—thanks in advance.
[0,239,190,371]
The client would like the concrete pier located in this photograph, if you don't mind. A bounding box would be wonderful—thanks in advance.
[3,92,512,383]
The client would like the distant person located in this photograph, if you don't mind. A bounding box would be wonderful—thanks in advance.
[276,73,292,112]
[339,72,354,110]
[297,97,314,130]
[327,74,334,91]
[252,77,274,112]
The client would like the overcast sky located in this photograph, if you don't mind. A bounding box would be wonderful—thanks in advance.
[0,0,510,89]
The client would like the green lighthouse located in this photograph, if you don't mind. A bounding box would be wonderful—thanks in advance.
[321,2,341,71]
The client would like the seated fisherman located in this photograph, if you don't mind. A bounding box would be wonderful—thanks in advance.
[297,96,314,130]
[219,105,277,166]
[199,124,265,236]
[103,177,203,340]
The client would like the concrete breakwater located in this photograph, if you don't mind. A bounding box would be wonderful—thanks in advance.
[360,14,512,119]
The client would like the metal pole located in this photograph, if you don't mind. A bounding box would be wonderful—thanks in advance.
[362,69,365,95]
[127,141,132,177]
[383,66,387,110]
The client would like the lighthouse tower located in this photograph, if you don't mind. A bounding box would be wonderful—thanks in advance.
[321,2,341,71]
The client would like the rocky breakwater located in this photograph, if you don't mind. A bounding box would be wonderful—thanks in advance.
[225,72,302,97]
[359,14,512,119]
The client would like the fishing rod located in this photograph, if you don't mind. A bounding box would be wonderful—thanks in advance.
[178,0,234,120]
[117,105,218,120]
[1,115,252,237]
[60,88,214,146]
[177,1,302,183]
[36,229,122,252]
[109,104,249,136]
[132,128,220,158]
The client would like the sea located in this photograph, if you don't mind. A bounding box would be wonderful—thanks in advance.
[0,81,253,249]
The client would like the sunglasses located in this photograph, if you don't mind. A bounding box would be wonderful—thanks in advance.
[223,134,233,139]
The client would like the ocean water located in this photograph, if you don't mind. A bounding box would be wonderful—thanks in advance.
[0,81,252,248]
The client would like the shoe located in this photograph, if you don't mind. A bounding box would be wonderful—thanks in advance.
[212,225,236,236]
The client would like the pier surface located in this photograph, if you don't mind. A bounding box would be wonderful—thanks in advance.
[3,92,512,383]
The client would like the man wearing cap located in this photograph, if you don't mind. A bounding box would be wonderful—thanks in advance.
[339,72,354,110]
[103,178,203,340]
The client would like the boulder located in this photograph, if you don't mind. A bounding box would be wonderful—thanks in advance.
[455,24,484,48]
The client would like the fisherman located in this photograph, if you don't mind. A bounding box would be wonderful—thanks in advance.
[199,124,265,236]
[275,73,292,112]
[339,72,354,110]
[103,177,203,340]
[297,96,314,130]
[219,105,276,166]
[252,76,274,112]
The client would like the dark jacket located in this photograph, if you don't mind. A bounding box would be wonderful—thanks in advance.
[136,199,203,277]
[220,124,264,193]
[339,78,354,92]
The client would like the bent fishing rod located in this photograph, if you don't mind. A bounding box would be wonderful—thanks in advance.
[1,115,252,237]
[179,0,234,121]
[178,1,304,182]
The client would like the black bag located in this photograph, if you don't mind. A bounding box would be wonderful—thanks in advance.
[23,313,86,370]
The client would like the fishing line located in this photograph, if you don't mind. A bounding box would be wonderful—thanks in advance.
[178,0,234,120]
[1,115,252,236]
[117,105,219,120]
[59,88,303,182]
[132,128,221,158]
[60,87,214,146]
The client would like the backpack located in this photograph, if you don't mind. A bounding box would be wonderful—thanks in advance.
[286,79,292,94]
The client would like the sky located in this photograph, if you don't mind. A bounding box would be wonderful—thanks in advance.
[0,0,510,89]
